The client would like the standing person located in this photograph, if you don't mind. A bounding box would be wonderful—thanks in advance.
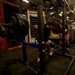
[59,19,70,52]
[34,25,39,43]
[34,25,40,62]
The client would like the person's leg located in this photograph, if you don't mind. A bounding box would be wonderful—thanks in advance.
[49,48,54,55]
[65,34,70,51]
[47,45,50,53]
[46,40,55,56]
[35,38,40,62]
[37,51,40,62]
[49,41,55,55]
[65,40,70,52]
[37,40,55,62]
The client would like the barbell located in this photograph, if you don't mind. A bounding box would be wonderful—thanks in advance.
[0,13,29,38]
[0,13,62,39]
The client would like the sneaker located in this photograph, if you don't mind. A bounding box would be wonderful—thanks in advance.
[49,52,53,56]
[67,48,70,52]
[37,58,40,62]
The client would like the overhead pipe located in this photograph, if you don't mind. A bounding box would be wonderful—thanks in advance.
[45,2,63,11]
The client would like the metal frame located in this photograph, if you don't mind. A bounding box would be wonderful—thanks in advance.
[62,0,66,55]
[19,0,46,74]
[18,0,75,75]
[19,41,44,75]
[37,0,46,75]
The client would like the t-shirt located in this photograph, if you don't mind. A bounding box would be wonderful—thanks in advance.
[34,24,52,42]
[44,26,51,42]
[49,31,59,38]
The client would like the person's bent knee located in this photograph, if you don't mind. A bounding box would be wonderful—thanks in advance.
[46,40,55,48]
[49,41,55,48]
[46,40,52,46]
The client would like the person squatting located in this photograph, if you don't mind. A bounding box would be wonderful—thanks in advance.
[34,21,70,62]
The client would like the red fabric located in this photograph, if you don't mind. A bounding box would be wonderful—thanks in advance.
[0,3,8,53]
[0,3,5,23]
[0,37,8,53]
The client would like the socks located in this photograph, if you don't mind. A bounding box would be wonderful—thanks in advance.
[37,58,40,62]
[67,48,70,51]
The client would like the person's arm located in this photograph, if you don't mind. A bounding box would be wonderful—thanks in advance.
[65,24,68,34]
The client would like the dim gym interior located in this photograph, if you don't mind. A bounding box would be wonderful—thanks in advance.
[0,0,75,75]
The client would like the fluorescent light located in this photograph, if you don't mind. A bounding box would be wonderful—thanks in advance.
[61,11,63,14]
[67,12,69,14]
[23,0,29,3]
[66,16,69,19]
[50,7,53,10]
[59,13,62,16]
[50,12,54,15]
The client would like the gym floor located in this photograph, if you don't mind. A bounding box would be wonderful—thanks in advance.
[0,44,75,75]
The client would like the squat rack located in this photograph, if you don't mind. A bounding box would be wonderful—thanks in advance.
[37,0,75,75]
[18,0,75,75]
